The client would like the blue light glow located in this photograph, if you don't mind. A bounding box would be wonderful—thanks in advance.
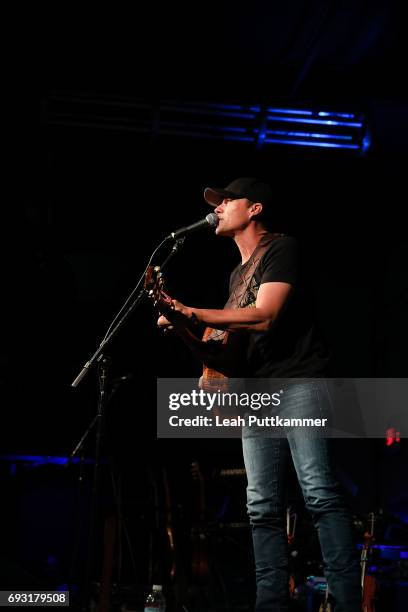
[255,129,353,141]
[361,130,372,153]
[357,544,407,550]
[51,96,368,153]
[164,106,257,120]
[267,115,363,128]
[318,111,356,119]
[0,454,95,466]
[267,108,314,116]
[178,102,244,111]
[356,543,408,560]
[263,138,359,149]
[161,131,361,150]
[218,126,248,133]
[221,135,256,143]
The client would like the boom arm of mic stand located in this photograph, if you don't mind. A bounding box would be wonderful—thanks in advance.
[71,237,186,388]
[160,236,185,271]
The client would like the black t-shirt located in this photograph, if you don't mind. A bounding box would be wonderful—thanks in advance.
[228,236,329,377]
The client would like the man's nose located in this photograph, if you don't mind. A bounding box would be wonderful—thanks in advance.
[215,202,224,214]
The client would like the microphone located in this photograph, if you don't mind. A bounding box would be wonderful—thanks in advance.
[166,212,219,240]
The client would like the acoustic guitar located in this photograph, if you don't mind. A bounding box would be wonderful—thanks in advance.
[144,234,273,393]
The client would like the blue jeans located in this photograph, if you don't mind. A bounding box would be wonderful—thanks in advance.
[242,381,361,611]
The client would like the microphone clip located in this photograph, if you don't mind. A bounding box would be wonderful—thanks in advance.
[171,237,186,252]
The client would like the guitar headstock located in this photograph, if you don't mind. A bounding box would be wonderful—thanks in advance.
[144,265,172,309]
[144,265,164,306]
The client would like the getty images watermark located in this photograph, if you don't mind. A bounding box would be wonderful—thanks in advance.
[158,379,335,438]
[157,378,408,439]
[167,388,327,429]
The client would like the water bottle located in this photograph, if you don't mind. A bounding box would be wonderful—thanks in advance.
[144,584,166,611]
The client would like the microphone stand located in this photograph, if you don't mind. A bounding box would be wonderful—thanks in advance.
[69,237,185,610]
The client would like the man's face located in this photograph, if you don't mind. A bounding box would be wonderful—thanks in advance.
[214,197,254,236]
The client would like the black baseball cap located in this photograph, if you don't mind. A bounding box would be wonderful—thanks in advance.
[204,177,274,208]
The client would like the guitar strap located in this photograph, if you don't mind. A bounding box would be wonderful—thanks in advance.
[225,232,284,310]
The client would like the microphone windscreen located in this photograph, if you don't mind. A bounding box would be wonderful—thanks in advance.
[206,212,219,228]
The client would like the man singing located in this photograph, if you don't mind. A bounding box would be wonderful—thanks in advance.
[158,177,361,611]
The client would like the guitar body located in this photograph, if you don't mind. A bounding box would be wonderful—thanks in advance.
[200,327,230,391]
[200,326,248,392]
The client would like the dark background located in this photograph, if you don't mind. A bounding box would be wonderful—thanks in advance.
[2,1,408,605]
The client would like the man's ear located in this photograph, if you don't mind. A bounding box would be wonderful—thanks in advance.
[249,202,263,220]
